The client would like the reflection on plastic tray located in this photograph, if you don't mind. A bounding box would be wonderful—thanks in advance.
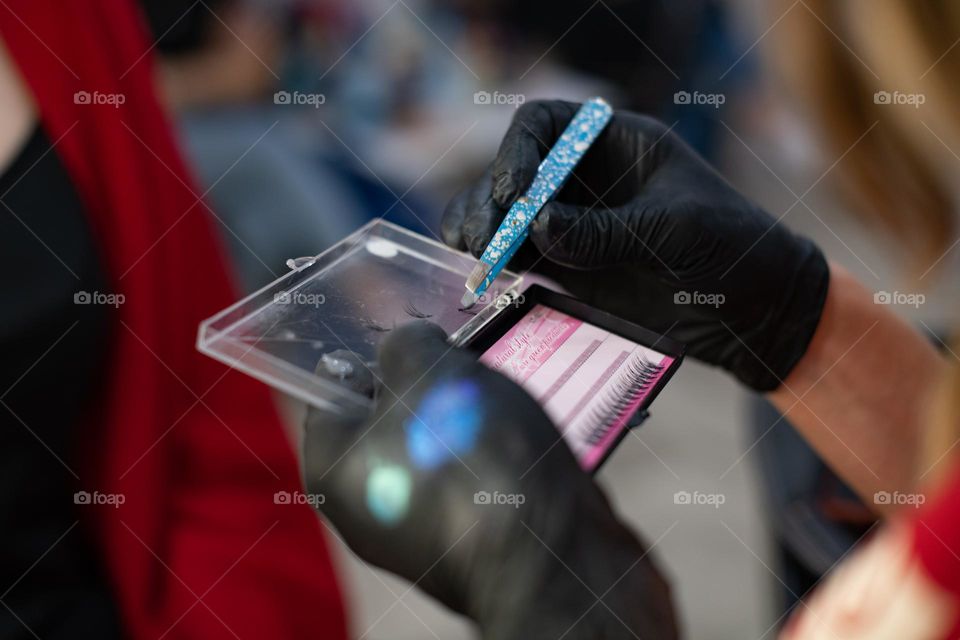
[198,220,521,413]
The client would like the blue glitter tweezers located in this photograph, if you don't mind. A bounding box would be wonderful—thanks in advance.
[462,97,613,307]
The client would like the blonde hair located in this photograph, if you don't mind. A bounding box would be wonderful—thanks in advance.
[771,0,960,481]
[772,0,960,263]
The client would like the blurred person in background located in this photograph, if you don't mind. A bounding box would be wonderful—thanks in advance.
[141,0,733,291]
[140,0,391,291]
[0,2,349,637]
[438,1,960,638]
[773,1,960,637]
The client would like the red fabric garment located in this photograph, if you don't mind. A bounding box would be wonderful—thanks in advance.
[911,462,960,639]
[0,2,348,638]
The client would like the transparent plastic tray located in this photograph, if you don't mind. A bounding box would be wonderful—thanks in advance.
[198,220,522,414]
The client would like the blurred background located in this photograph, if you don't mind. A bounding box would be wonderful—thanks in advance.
[139,0,960,637]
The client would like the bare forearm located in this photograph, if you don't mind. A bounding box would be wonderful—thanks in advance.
[768,262,947,509]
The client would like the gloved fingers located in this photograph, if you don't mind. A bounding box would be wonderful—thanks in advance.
[440,183,470,251]
[442,166,499,253]
[377,321,473,396]
[304,347,374,430]
[440,166,549,268]
[303,345,388,480]
[528,200,636,268]
[314,348,377,397]
[620,109,675,139]
[303,399,372,494]
[460,179,507,258]
[491,100,580,208]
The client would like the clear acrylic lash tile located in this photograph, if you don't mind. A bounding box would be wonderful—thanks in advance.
[198,220,522,414]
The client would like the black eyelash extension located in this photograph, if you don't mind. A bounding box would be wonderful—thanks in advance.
[362,319,391,332]
[402,301,432,319]
[457,306,479,315]
[582,356,663,445]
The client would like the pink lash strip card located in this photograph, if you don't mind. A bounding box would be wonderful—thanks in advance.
[479,304,675,472]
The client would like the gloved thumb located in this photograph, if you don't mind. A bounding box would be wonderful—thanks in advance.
[378,321,467,396]
[304,349,377,479]
[529,201,637,269]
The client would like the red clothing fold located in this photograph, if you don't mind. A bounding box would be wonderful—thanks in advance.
[0,2,348,637]
[912,462,960,639]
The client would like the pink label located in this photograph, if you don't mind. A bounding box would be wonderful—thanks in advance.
[480,304,673,471]
[479,305,581,383]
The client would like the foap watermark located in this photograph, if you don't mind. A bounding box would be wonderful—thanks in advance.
[673,90,725,109]
[74,90,126,108]
[462,289,525,309]
[674,290,725,308]
[674,490,726,508]
[274,490,325,507]
[473,490,526,508]
[874,90,925,108]
[274,90,326,108]
[873,290,925,308]
[874,490,925,508]
[274,291,326,307]
[75,290,125,308]
[74,491,125,508]
[490,290,525,310]
[474,90,526,107]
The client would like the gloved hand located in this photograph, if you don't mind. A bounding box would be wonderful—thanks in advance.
[304,322,678,639]
[442,100,830,391]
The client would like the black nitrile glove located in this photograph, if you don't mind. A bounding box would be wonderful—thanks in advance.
[304,322,678,640]
[442,100,830,391]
